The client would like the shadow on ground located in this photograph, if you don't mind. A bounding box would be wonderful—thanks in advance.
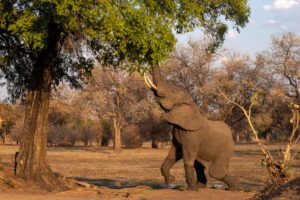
[74,177,183,190]
[74,177,264,192]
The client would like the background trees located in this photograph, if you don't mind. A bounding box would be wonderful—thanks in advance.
[3,32,298,149]
[257,32,300,141]
[74,66,154,152]
[39,32,300,149]
[0,0,250,189]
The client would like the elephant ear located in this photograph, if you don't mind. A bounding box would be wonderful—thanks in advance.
[164,104,203,131]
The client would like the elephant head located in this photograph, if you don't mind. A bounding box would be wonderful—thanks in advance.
[144,65,204,131]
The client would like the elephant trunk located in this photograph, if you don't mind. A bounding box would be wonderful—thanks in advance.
[143,65,168,98]
[152,65,168,97]
[152,65,164,86]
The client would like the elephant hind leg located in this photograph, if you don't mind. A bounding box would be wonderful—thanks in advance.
[221,175,240,190]
[208,161,228,180]
[208,156,239,190]
[208,156,230,182]
[194,160,207,188]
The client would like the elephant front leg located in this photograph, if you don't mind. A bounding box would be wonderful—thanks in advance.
[184,164,198,191]
[161,141,182,185]
[180,132,199,191]
[182,149,198,191]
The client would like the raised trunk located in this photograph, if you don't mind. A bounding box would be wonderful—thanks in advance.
[152,65,170,99]
[152,65,164,86]
[113,117,122,153]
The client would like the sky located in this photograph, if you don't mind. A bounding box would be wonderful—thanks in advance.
[177,0,300,55]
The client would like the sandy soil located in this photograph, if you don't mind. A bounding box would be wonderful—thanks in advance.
[0,143,299,200]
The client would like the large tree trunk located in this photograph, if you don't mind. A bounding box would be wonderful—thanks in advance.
[16,66,68,191]
[151,138,159,149]
[113,117,122,153]
[1,133,5,144]
[16,22,69,191]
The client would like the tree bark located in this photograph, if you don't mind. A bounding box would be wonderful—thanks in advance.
[151,138,159,149]
[16,66,68,191]
[113,117,122,153]
[16,22,69,191]
[236,132,240,143]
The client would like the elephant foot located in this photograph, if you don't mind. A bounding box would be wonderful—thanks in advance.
[222,175,241,191]
[184,164,198,191]
[197,182,206,189]
[188,187,199,191]
[164,175,175,185]
[187,184,199,191]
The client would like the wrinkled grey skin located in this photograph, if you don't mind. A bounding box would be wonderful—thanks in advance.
[150,65,238,191]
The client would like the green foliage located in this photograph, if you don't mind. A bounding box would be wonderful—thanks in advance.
[0,0,250,100]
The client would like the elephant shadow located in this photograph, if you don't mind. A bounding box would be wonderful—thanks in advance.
[74,177,186,190]
[73,177,265,192]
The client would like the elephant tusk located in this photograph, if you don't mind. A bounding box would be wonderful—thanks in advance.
[146,76,158,90]
[143,73,152,89]
[143,74,158,90]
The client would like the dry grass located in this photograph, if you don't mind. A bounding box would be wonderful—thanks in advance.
[0,143,299,200]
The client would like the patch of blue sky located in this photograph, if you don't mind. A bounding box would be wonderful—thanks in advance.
[176,0,300,55]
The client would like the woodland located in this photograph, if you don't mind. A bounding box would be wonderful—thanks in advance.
[0,0,299,199]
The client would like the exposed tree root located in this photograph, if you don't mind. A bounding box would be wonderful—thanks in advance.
[0,163,25,190]
[0,162,104,193]
[29,171,73,192]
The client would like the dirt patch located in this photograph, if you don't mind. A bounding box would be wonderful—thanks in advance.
[0,187,254,200]
[0,143,299,199]
[0,163,29,191]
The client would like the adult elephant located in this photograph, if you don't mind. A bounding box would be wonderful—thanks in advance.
[144,65,238,191]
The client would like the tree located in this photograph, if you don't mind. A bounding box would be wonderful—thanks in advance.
[257,32,300,140]
[220,89,300,182]
[0,0,250,190]
[76,67,151,152]
[264,33,300,101]
[0,102,23,144]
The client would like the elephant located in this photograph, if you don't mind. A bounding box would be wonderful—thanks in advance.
[144,65,239,191]
[150,120,171,149]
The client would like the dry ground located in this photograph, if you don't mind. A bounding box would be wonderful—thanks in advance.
[0,143,299,200]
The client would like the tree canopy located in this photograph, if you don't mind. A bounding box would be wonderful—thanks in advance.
[0,0,250,100]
